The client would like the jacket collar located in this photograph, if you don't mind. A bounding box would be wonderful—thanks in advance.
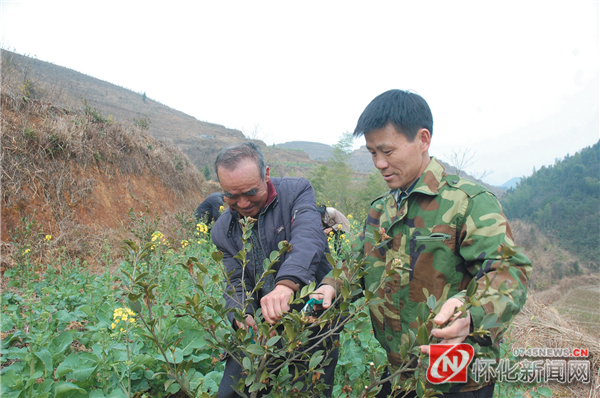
[228,179,277,221]
[409,156,446,196]
[382,157,446,219]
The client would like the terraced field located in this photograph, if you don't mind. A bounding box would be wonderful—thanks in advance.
[553,284,600,335]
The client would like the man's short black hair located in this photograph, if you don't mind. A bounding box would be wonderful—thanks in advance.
[214,142,267,181]
[353,89,433,141]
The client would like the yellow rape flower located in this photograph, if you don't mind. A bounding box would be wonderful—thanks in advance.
[219,205,225,213]
[347,214,353,219]
[45,234,52,241]
[111,307,136,332]
[151,231,164,242]
[196,223,208,234]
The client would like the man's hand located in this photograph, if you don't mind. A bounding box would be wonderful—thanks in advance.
[420,298,470,355]
[235,314,257,333]
[323,227,333,235]
[260,285,294,324]
[310,284,336,309]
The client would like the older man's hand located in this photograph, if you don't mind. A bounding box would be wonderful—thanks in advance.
[420,298,471,354]
[260,285,294,324]
[235,314,257,333]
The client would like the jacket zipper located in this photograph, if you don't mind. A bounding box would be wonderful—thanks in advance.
[414,233,451,241]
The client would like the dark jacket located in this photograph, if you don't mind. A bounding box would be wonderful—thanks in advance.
[195,192,223,223]
[211,177,331,323]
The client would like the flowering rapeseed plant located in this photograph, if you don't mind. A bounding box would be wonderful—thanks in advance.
[196,223,208,235]
[44,234,52,241]
[111,307,136,333]
[219,205,225,213]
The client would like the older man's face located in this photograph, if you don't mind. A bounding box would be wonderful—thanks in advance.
[218,159,270,218]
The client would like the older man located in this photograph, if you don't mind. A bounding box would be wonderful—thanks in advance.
[315,89,531,397]
[211,142,338,397]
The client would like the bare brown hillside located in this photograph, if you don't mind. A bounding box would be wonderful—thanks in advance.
[0,49,325,179]
[0,84,213,273]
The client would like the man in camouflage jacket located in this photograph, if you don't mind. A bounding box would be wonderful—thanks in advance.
[315,89,531,397]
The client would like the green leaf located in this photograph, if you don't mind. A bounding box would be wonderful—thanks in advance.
[56,354,79,379]
[309,351,324,370]
[416,325,429,346]
[212,251,223,263]
[50,332,74,358]
[154,348,184,364]
[122,240,138,252]
[53,382,87,398]
[440,283,451,302]
[325,253,335,267]
[266,335,281,347]
[417,302,429,323]
[426,294,436,311]
[481,313,499,330]
[537,387,553,397]
[34,348,53,372]
[332,267,342,279]
[246,344,266,355]
[242,356,252,370]
[372,228,381,244]
[179,329,207,356]
[466,277,478,297]
[340,285,349,300]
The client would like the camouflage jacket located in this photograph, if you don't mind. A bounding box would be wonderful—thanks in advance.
[324,157,531,392]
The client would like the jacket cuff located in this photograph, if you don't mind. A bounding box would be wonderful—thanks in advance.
[276,278,301,292]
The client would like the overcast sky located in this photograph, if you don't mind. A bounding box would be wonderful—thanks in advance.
[2,1,598,186]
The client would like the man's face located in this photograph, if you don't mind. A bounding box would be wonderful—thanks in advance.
[217,159,270,218]
[365,123,431,191]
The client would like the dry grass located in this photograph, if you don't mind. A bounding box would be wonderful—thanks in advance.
[509,219,598,291]
[509,295,600,397]
[1,76,210,273]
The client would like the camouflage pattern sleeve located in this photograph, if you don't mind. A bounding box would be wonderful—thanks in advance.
[453,190,532,342]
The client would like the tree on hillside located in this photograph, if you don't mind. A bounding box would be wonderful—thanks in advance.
[308,132,353,210]
[501,141,600,267]
[308,132,389,217]
[444,147,493,182]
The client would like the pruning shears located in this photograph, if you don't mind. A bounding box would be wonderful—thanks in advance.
[301,298,324,315]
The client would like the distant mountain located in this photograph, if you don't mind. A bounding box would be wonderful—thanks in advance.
[277,141,505,196]
[499,177,521,189]
[276,141,332,160]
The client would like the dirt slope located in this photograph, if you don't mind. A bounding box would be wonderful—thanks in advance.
[1,88,212,273]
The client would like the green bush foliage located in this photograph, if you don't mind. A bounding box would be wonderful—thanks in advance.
[2,211,535,398]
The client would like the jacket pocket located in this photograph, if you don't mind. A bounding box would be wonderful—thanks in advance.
[408,228,458,303]
[414,232,451,242]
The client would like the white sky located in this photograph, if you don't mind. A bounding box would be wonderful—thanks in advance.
[1,1,598,186]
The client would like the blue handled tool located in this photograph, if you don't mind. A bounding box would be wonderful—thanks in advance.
[301,298,324,314]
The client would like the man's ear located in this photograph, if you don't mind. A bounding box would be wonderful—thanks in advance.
[417,128,431,153]
[264,166,270,182]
